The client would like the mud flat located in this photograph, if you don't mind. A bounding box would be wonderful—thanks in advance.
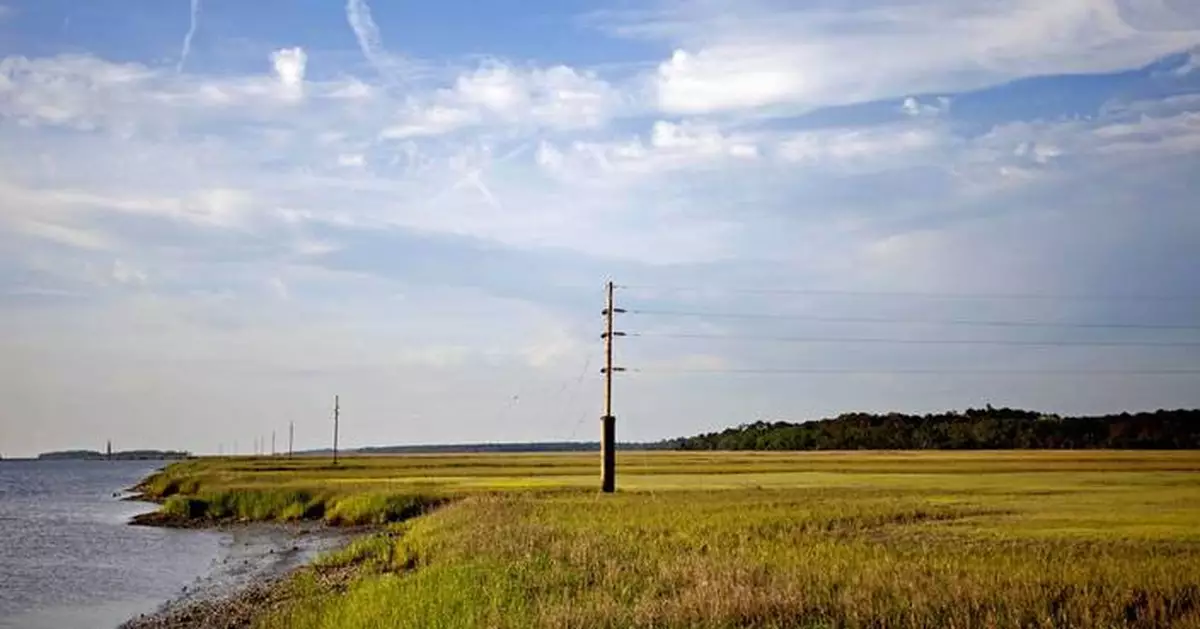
[119,523,354,629]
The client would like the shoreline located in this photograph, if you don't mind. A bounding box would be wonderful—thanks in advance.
[118,521,361,629]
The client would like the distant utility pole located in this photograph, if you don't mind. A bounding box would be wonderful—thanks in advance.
[288,421,294,459]
[600,280,626,493]
[332,395,340,465]
[106,440,112,462]
[271,431,276,457]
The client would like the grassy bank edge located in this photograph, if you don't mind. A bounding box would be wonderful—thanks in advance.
[126,461,455,528]
[121,462,455,628]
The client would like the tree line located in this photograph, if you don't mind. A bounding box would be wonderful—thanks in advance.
[658,407,1200,450]
[37,449,192,460]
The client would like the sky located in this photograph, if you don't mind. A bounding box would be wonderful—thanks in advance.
[1,0,1199,457]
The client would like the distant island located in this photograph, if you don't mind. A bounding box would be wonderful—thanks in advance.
[37,449,192,461]
[659,407,1200,451]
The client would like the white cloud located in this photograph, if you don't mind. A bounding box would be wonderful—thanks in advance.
[902,96,951,117]
[0,53,368,133]
[1177,50,1200,75]
[271,47,306,99]
[381,62,620,139]
[329,78,372,100]
[268,276,290,300]
[0,55,153,129]
[0,180,255,229]
[540,120,760,179]
[111,259,148,286]
[777,125,945,167]
[534,141,565,170]
[977,107,1200,167]
[177,0,201,73]
[519,325,587,369]
[655,47,810,114]
[12,219,113,251]
[380,106,479,139]
[337,153,366,167]
[626,0,1200,115]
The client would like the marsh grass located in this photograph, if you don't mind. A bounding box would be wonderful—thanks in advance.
[136,451,1200,628]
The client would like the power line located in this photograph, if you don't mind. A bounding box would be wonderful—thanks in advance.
[626,309,1200,331]
[631,367,1200,376]
[616,284,1200,302]
[628,332,1200,348]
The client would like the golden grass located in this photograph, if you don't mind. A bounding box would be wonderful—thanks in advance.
[136,451,1200,628]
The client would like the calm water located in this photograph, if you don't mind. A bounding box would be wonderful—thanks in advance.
[0,460,223,629]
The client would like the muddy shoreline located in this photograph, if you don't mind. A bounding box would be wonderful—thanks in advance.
[118,521,361,629]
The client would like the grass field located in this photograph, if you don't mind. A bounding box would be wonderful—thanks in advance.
[135,451,1200,628]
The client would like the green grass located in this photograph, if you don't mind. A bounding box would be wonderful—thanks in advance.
[136,451,1200,628]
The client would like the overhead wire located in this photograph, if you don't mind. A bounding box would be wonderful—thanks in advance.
[563,354,595,443]
[627,332,1200,348]
[615,284,1200,302]
[630,367,1200,376]
[626,309,1200,331]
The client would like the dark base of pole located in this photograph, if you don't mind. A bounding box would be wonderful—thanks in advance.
[601,415,616,493]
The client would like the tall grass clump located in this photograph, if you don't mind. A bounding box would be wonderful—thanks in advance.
[324,493,447,526]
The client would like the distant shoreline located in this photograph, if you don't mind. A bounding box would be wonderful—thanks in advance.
[36,450,192,461]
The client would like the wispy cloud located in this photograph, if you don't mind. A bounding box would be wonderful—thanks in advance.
[176,0,201,73]
[602,0,1200,115]
[345,0,394,76]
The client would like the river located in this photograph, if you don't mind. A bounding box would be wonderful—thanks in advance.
[0,460,222,628]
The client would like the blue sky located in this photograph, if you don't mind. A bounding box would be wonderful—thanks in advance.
[1,0,1199,457]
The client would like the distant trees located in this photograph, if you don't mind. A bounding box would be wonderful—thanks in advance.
[661,408,1200,450]
[37,450,192,460]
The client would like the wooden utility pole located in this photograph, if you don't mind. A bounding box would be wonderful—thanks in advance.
[106,440,112,462]
[288,421,294,459]
[271,431,276,457]
[332,395,340,465]
[600,281,625,493]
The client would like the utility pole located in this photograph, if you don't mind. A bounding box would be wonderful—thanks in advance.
[271,431,276,457]
[288,421,294,459]
[106,440,112,462]
[332,395,340,465]
[600,280,625,493]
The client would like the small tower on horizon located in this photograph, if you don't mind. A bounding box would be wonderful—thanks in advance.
[106,440,112,461]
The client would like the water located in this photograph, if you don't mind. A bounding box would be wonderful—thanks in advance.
[0,460,223,629]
